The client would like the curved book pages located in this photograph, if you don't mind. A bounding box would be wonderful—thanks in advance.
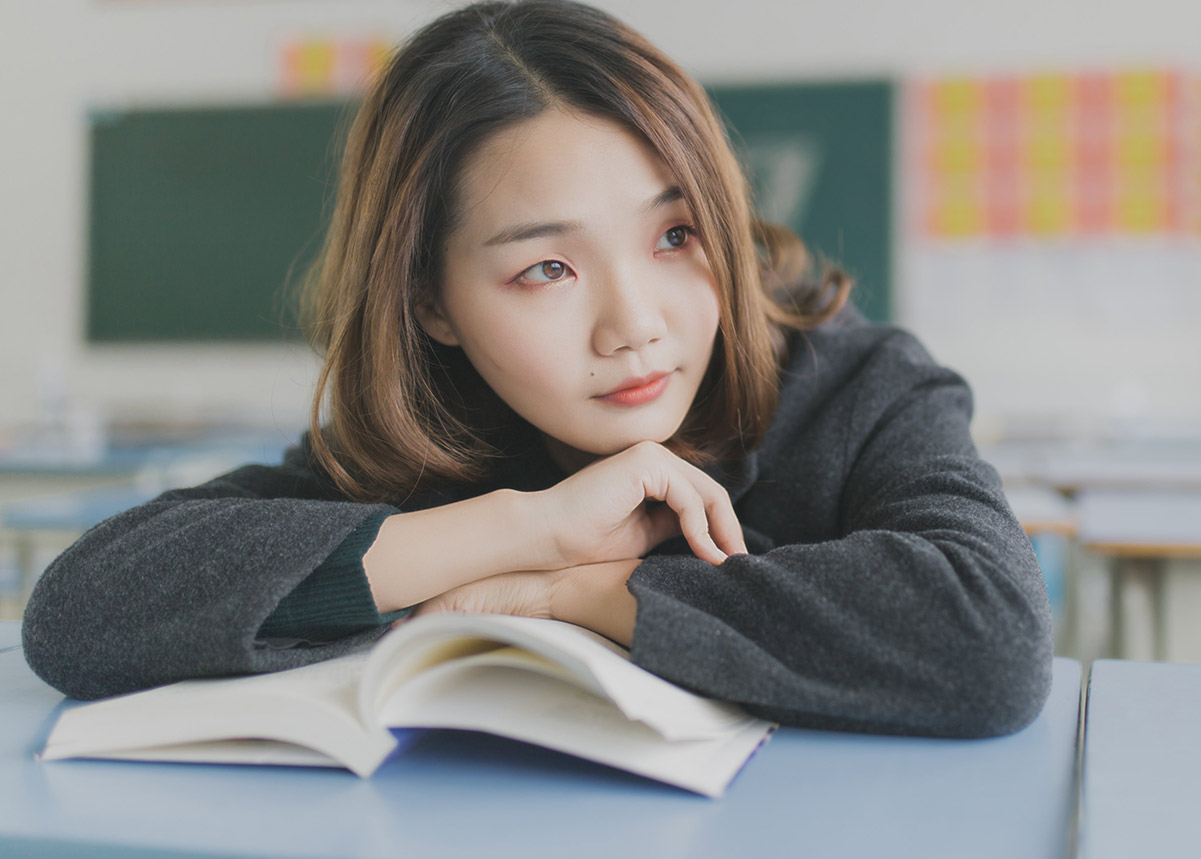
[40,615,775,797]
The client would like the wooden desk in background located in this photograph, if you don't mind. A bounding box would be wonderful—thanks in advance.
[0,433,291,618]
[982,439,1201,493]
[1077,490,1201,661]
[988,439,1201,661]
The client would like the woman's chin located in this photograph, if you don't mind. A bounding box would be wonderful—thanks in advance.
[542,427,679,472]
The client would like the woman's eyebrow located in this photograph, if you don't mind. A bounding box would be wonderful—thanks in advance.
[482,186,685,247]
[484,219,584,247]
[641,185,684,214]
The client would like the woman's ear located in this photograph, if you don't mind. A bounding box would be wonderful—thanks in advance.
[415,301,460,346]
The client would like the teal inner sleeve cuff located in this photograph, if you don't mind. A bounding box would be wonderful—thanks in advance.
[256,509,409,645]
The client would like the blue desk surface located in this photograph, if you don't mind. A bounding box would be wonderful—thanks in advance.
[1082,659,1201,859]
[0,622,1080,858]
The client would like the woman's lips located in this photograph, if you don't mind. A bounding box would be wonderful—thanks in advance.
[595,372,672,407]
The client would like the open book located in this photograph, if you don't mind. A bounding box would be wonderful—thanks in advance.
[40,614,775,797]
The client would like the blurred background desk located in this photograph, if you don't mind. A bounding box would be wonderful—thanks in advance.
[984,438,1201,494]
[1076,491,1201,661]
[0,623,1080,858]
[0,430,292,619]
[0,485,157,615]
[988,436,1201,664]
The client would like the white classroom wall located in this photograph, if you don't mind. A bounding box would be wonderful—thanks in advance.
[1,0,1200,439]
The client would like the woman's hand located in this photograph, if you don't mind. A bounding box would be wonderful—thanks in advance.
[531,441,747,569]
[405,559,642,646]
[366,441,744,618]
[406,569,558,622]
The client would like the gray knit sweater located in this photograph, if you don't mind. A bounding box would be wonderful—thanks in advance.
[22,311,1054,737]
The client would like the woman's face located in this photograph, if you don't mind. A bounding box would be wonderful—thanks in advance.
[423,108,721,471]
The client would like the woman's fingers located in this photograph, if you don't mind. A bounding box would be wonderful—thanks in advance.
[543,440,746,567]
[660,476,728,564]
[705,492,749,557]
[686,481,747,561]
[639,445,746,561]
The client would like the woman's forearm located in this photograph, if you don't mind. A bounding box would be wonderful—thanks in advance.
[363,489,552,612]
[399,558,642,647]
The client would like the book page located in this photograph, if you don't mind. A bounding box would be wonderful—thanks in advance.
[41,615,774,792]
[360,615,749,740]
[373,652,773,797]
[41,653,396,777]
[80,739,344,770]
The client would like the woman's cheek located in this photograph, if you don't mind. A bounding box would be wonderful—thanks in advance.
[673,267,720,345]
[467,311,577,396]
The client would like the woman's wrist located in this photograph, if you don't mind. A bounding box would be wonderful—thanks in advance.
[517,486,579,571]
[364,489,556,612]
[549,558,641,647]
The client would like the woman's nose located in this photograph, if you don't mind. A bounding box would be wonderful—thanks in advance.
[591,270,667,356]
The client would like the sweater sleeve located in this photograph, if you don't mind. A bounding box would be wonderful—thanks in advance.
[21,444,403,700]
[626,331,1054,739]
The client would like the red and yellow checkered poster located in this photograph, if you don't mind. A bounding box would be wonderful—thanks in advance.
[279,38,393,99]
[908,71,1201,238]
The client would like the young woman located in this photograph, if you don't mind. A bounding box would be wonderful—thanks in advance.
[23,0,1052,737]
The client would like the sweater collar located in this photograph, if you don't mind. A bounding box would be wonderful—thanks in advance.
[703,449,760,506]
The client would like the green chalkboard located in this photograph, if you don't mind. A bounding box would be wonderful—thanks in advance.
[707,82,893,322]
[85,82,892,342]
[87,101,351,342]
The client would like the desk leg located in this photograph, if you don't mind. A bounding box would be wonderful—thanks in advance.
[1151,559,1167,661]
[1109,560,1122,659]
[1109,558,1166,660]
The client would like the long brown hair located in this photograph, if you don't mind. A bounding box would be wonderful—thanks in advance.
[302,0,850,502]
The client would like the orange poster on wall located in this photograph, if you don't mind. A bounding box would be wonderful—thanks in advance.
[279,37,392,99]
[907,71,1201,239]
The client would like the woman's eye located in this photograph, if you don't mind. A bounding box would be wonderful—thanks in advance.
[656,225,693,251]
[517,259,571,284]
